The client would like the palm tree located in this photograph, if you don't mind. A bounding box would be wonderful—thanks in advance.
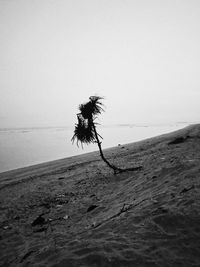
[72,96,142,174]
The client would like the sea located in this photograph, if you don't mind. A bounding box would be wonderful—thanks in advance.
[0,123,189,173]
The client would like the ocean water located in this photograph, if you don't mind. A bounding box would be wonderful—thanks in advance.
[0,123,188,173]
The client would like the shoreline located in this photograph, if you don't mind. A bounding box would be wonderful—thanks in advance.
[0,124,196,188]
[0,123,189,174]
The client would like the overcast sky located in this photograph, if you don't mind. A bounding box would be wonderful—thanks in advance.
[1,0,200,128]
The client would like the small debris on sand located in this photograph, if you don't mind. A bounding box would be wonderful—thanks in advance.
[31,214,46,227]
[63,215,69,220]
[87,205,98,212]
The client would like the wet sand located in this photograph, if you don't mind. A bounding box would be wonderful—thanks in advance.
[0,124,200,266]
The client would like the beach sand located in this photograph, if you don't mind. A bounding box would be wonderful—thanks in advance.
[0,124,200,266]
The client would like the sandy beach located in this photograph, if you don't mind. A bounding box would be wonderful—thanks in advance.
[0,124,200,267]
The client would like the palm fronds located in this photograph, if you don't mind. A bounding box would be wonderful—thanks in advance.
[71,114,96,147]
[72,96,104,147]
[78,96,104,120]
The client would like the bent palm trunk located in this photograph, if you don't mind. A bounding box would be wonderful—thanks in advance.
[91,121,122,173]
